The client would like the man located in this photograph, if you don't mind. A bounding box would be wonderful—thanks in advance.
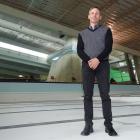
[77,7,118,136]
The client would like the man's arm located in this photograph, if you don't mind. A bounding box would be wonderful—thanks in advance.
[77,34,90,63]
[97,28,113,62]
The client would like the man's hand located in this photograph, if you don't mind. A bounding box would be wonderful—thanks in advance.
[88,58,100,69]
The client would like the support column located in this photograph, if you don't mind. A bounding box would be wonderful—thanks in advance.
[125,53,137,84]
[133,56,140,84]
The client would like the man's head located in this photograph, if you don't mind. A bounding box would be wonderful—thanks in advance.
[88,7,102,24]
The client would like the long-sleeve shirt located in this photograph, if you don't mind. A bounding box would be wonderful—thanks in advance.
[77,25,113,63]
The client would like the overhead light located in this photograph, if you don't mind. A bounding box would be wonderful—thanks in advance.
[0,41,48,59]
[52,56,59,60]
[18,75,24,78]
[119,62,125,67]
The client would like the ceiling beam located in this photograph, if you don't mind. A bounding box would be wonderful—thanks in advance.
[0,3,79,36]
[113,43,140,57]
[0,61,48,75]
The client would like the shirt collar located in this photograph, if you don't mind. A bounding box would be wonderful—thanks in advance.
[88,24,101,31]
[89,24,100,30]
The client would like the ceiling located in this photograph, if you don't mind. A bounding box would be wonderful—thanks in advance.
[0,0,139,51]
[0,0,139,79]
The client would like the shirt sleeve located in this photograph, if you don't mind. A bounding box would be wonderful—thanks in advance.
[97,28,113,62]
[77,33,90,63]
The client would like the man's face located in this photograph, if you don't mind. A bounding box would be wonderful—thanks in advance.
[88,8,102,24]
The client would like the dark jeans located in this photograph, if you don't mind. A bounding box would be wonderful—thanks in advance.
[82,61,112,128]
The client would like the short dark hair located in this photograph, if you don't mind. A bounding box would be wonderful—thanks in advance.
[89,7,101,14]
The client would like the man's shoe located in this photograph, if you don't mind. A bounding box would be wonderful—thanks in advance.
[105,127,118,136]
[81,123,93,136]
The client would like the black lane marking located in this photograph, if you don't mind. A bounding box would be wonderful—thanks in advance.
[0,113,140,130]
[0,104,140,115]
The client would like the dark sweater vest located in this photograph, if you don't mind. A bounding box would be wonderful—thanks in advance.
[79,25,109,60]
